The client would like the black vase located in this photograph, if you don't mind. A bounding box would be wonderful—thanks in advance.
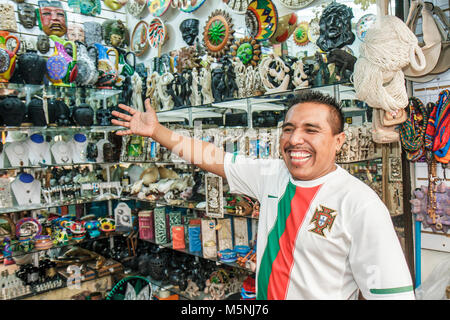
[47,99,71,126]
[17,50,47,85]
[27,98,47,126]
[72,103,94,126]
[0,97,26,126]
[147,253,168,281]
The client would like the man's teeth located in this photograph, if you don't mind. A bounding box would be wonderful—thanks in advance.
[290,151,312,158]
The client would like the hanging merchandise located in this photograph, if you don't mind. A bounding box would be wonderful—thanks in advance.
[277,0,315,9]
[17,3,37,29]
[245,0,278,41]
[426,90,450,163]
[0,33,19,83]
[104,0,128,10]
[400,97,429,161]
[0,2,18,32]
[126,0,147,17]
[67,24,86,43]
[36,1,68,37]
[230,36,261,67]
[293,21,309,46]
[403,0,442,80]
[269,13,298,45]
[203,10,235,58]
[131,21,149,57]
[316,1,355,52]
[178,0,207,13]
[103,20,128,48]
[147,17,167,49]
[222,0,251,14]
[147,0,171,17]
[83,21,103,46]
[179,19,200,47]
[355,13,376,42]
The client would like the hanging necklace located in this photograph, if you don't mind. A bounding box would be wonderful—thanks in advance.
[17,173,36,204]
[29,134,48,164]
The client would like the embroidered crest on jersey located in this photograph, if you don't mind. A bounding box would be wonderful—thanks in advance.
[308,205,337,237]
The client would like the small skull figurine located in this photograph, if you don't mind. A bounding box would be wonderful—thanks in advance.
[96,107,113,126]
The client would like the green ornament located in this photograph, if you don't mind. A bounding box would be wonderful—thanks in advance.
[208,20,225,45]
[236,42,254,65]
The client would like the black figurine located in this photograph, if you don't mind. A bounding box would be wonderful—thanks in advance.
[179,19,200,46]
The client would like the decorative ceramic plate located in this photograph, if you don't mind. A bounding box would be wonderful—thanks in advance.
[356,13,376,42]
[15,217,42,238]
[203,9,235,58]
[222,0,251,14]
[147,0,171,17]
[131,20,149,56]
[293,21,309,46]
[277,0,315,9]
[307,18,320,44]
[245,0,278,41]
[179,0,207,13]
[147,17,166,48]
[126,0,147,17]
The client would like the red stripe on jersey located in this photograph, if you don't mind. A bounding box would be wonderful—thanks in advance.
[267,185,322,300]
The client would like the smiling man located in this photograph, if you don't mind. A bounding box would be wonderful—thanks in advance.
[112,90,414,300]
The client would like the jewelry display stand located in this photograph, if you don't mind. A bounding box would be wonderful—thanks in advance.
[26,134,52,165]
[51,141,73,164]
[11,172,42,206]
[4,141,30,167]
[71,133,88,163]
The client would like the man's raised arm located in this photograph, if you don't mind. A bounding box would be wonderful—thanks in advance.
[111,99,226,178]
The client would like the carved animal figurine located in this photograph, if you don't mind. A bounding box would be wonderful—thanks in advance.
[259,54,291,94]
[326,48,357,81]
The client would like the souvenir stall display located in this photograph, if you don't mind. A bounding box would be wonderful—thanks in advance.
[0,0,448,301]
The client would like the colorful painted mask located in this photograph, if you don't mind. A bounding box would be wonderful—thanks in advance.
[79,0,102,16]
[18,3,37,29]
[37,35,50,54]
[103,19,128,48]
[67,24,85,43]
[180,19,199,46]
[37,1,68,37]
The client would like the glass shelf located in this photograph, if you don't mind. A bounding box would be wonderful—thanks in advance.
[0,82,123,95]
[154,81,355,124]
[0,125,122,133]
[124,196,259,220]
[0,196,121,215]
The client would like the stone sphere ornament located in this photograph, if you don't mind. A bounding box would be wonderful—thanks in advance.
[18,3,37,29]
[230,36,261,67]
[316,1,356,52]
[203,10,235,58]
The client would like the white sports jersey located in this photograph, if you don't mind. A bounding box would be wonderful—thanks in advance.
[224,152,415,300]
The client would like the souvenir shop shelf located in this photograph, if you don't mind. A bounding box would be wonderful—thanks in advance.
[153,81,356,125]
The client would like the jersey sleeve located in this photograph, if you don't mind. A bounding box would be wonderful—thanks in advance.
[223,152,280,201]
[347,199,415,300]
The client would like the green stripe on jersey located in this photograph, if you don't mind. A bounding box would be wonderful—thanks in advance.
[369,286,414,294]
[257,182,297,300]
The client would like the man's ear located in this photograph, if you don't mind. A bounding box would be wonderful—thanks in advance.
[335,131,346,153]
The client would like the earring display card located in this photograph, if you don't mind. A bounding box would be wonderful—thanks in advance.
[114,202,132,232]
[201,219,217,259]
[233,217,249,247]
[172,225,186,249]
[138,210,155,240]
[188,224,202,252]
[205,173,224,218]
[154,206,168,244]
[216,218,233,251]
[0,178,13,208]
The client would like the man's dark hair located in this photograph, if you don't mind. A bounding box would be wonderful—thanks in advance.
[285,90,344,135]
